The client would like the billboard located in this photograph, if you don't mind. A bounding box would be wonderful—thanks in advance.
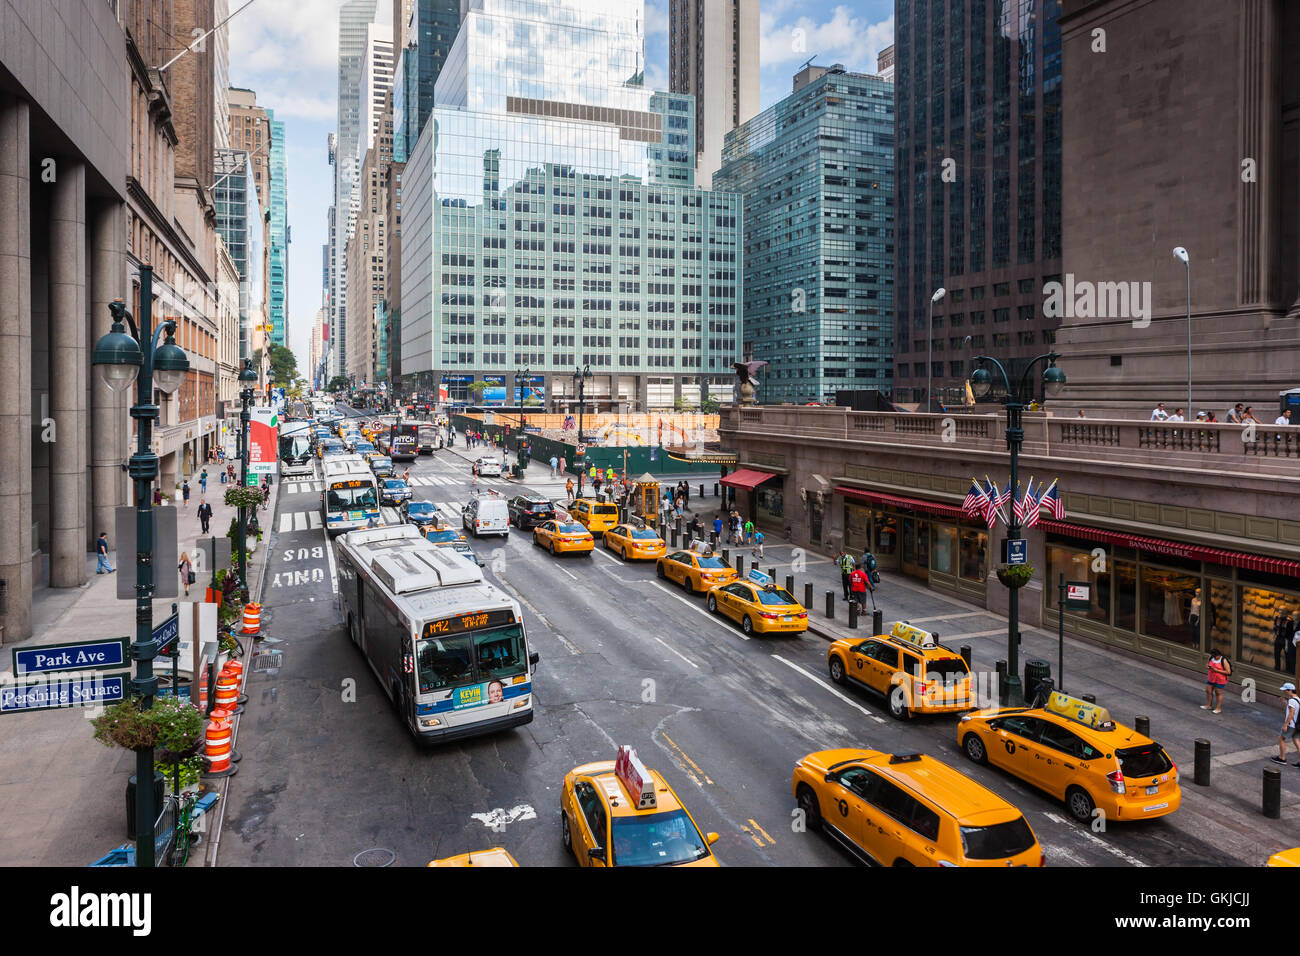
[248,406,279,476]
[482,374,507,406]
[515,376,546,406]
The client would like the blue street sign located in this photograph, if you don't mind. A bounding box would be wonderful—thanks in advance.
[13,638,130,675]
[153,613,180,655]
[0,674,126,713]
[1006,539,1028,566]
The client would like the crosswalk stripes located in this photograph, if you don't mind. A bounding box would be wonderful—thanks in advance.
[282,479,323,493]
[278,510,324,532]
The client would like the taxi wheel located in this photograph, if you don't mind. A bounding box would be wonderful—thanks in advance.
[888,685,911,720]
[549,540,556,555]
[962,733,988,765]
[706,594,718,613]
[532,532,540,547]
[741,615,754,636]
[828,656,846,684]
[796,785,821,832]
[1066,786,1096,824]
[682,577,693,595]
[656,562,666,579]
[561,808,573,853]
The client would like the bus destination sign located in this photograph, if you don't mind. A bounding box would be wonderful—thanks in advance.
[423,608,515,637]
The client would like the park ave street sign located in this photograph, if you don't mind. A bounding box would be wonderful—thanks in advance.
[13,638,130,675]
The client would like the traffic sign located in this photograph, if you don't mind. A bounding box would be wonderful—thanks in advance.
[1002,538,1028,565]
[576,443,587,456]
[1,674,126,713]
[13,638,130,675]
[1065,581,1092,611]
[154,613,180,656]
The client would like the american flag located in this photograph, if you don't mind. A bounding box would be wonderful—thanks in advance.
[983,478,1003,528]
[1014,477,1036,524]
[1022,478,1043,528]
[962,478,987,517]
[1038,478,1065,520]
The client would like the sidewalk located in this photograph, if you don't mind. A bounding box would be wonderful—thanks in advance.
[746,541,1300,861]
[0,469,280,866]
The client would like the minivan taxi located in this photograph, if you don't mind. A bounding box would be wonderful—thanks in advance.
[827,621,974,719]
[793,748,1044,867]
[571,498,620,534]
[462,493,509,538]
[957,691,1181,823]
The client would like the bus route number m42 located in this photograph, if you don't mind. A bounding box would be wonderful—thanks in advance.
[423,609,513,636]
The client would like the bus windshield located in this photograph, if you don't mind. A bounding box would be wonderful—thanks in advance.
[416,624,527,693]
[280,435,311,460]
[326,484,377,511]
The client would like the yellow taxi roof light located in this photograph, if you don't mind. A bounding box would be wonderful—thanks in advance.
[1044,690,1114,729]
[614,745,657,810]
[889,621,940,649]
[889,752,924,764]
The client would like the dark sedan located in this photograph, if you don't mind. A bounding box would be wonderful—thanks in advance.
[507,494,555,530]
[401,499,442,530]
[380,478,412,506]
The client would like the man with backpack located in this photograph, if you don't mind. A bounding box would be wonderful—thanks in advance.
[836,549,856,602]
[850,565,870,613]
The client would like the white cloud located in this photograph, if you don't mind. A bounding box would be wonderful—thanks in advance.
[759,5,894,72]
[227,0,344,119]
[644,0,668,35]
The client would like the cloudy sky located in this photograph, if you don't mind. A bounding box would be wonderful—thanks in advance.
[227,0,894,373]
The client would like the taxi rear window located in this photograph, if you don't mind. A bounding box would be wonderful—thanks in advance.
[525,502,553,512]
[926,657,970,679]
[1117,745,1173,777]
[629,529,659,540]
[756,588,796,605]
[559,523,586,534]
[698,557,727,569]
[594,505,618,515]
[960,817,1036,860]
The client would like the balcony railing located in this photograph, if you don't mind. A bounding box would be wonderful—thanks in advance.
[720,406,1300,472]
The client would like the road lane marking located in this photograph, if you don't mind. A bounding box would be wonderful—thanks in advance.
[309,511,321,529]
[649,581,749,641]
[555,564,578,580]
[1043,812,1148,867]
[654,637,700,669]
[496,577,580,654]
[279,513,291,533]
[323,524,338,595]
[661,732,713,785]
[748,818,776,846]
[770,654,887,724]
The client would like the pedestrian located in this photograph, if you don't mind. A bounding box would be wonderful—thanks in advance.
[197,498,213,534]
[1288,615,1299,676]
[712,514,723,541]
[178,551,193,597]
[566,477,575,501]
[1242,406,1260,424]
[199,469,208,494]
[850,565,869,613]
[95,532,114,574]
[1201,648,1230,713]
[1149,402,1169,421]
[1205,411,1218,423]
[1076,409,1086,418]
[681,481,690,512]
[1275,409,1292,426]
[1168,407,1186,423]
[182,480,191,504]
[403,467,411,483]
[153,487,162,506]
[860,549,878,586]
[743,517,755,545]
[1272,683,1300,766]
[752,528,765,560]
[1225,403,1244,424]
[836,549,855,602]
[661,492,672,516]
[559,455,566,475]
[593,474,603,497]
[549,455,558,478]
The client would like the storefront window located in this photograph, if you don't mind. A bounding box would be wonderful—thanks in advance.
[931,525,957,576]
[1237,585,1299,674]
[844,504,870,554]
[756,484,784,525]
[809,498,823,544]
[873,511,898,566]
[1139,566,1201,648]
[1206,579,1233,659]
[1045,544,1110,624]
[959,529,988,582]
[1114,562,1137,632]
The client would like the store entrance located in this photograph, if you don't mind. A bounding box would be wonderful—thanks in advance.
[901,517,930,580]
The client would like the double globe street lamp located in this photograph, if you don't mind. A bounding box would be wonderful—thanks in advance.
[237,359,259,600]
[91,263,190,867]
[969,352,1067,706]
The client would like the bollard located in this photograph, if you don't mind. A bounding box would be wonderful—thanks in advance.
[872,609,883,634]
[825,590,835,618]
[1081,693,1096,704]
[735,555,745,575]
[1263,766,1282,819]
[722,548,730,565]
[710,532,718,550]
[1194,738,1211,787]
[960,645,972,668]
[996,660,1007,701]
[804,582,813,608]
[699,484,704,499]
[714,482,720,497]
[768,567,776,581]
[670,529,679,548]
[848,601,858,629]
[1134,715,1150,737]
[785,574,794,594]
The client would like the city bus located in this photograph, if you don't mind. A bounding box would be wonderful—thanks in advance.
[278,421,315,477]
[321,455,380,533]
[382,423,420,461]
[335,524,539,743]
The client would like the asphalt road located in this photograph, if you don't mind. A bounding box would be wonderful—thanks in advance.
[217,405,1243,867]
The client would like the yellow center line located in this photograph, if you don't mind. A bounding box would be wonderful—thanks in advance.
[740,824,765,848]
[660,732,714,785]
[748,818,776,846]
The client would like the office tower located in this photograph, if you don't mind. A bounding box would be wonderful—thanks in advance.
[214,0,231,149]
[267,109,289,348]
[716,64,895,404]
[668,0,759,188]
[393,0,462,162]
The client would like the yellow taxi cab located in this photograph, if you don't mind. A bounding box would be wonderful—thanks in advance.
[561,746,720,867]
[656,548,738,595]
[828,621,974,719]
[602,523,666,561]
[706,570,807,636]
[957,691,1181,824]
[570,498,621,534]
[533,520,595,555]
[427,848,519,867]
[793,748,1044,867]
[1267,848,1300,866]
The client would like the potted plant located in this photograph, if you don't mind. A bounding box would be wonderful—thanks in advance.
[166,755,205,800]
[996,563,1035,589]
[92,696,205,833]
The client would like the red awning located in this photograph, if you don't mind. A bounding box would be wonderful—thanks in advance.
[834,486,967,520]
[1039,520,1300,578]
[721,468,779,491]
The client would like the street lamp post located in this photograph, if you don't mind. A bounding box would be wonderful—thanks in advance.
[1173,247,1191,417]
[572,364,591,495]
[236,359,258,601]
[91,264,190,867]
[969,351,1067,706]
[515,365,530,444]
[927,287,946,413]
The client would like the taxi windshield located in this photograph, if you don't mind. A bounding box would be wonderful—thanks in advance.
[425,530,460,543]
[629,529,659,540]
[558,523,586,534]
[407,501,436,514]
[612,809,710,866]
[755,588,796,605]
[698,556,727,569]
[960,817,1036,860]
[384,479,407,489]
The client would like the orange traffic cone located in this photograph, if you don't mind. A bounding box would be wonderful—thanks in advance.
[201,716,237,777]
[241,603,261,636]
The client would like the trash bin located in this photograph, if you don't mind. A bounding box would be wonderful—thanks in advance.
[126,771,166,840]
[1023,660,1052,705]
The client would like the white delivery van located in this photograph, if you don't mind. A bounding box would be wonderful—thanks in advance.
[462,493,509,537]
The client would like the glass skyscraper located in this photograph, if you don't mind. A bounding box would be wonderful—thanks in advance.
[715,65,895,404]
[394,0,461,163]
[894,0,1062,408]
[401,0,742,410]
[214,148,264,363]
[268,110,289,348]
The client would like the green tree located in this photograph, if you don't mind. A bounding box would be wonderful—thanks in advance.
[327,375,350,393]
[468,381,487,402]
[268,344,298,383]
[700,397,721,414]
